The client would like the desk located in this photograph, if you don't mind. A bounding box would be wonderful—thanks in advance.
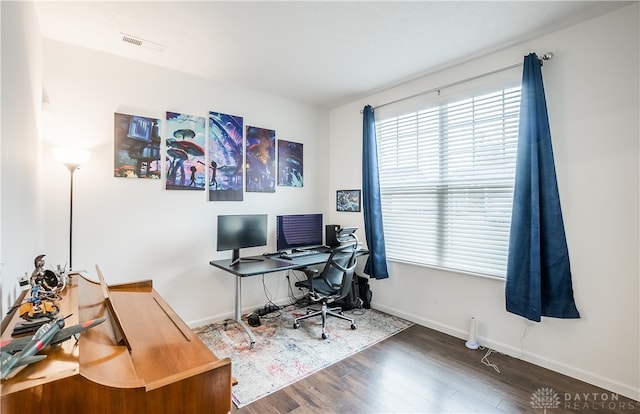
[209,250,368,348]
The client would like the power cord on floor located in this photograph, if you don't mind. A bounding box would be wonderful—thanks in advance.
[475,319,534,374]
[480,347,501,373]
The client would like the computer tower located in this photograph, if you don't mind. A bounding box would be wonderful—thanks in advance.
[325,224,341,247]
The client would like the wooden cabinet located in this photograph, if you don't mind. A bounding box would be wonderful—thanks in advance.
[1,270,232,413]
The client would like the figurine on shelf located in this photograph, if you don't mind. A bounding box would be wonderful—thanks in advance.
[8,255,64,323]
[55,263,69,291]
[16,285,59,321]
[29,254,65,293]
[29,254,46,287]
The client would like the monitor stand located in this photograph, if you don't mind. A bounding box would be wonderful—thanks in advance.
[230,248,264,266]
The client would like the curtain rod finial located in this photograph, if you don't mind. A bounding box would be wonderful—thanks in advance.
[542,52,554,61]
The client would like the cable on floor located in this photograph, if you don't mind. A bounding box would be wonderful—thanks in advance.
[480,347,501,373]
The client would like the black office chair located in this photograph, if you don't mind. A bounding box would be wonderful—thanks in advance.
[293,240,359,339]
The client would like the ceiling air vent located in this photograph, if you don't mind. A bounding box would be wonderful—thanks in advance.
[121,33,165,52]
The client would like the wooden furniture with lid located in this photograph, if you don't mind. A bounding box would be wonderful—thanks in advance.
[1,268,232,413]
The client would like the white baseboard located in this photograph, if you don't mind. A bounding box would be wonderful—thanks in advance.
[187,298,293,329]
[372,304,640,402]
[188,312,233,329]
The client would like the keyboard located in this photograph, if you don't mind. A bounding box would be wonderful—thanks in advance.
[280,249,320,259]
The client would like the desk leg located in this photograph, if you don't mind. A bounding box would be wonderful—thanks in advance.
[236,276,256,348]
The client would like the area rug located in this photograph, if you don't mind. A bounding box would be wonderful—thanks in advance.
[194,306,413,408]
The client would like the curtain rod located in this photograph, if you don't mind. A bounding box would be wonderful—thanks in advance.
[363,52,554,113]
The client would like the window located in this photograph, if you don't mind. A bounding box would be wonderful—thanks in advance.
[376,86,521,278]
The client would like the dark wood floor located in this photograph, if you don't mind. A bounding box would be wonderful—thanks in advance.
[234,323,638,413]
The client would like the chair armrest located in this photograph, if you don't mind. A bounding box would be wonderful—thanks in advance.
[303,267,320,279]
[293,267,319,290]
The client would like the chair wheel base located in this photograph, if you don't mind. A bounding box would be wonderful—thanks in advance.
[293,322,300,329]
[322,333,329,339]
[351,323,357,330]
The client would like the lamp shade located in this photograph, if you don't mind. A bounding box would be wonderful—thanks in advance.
[52,147,91,171]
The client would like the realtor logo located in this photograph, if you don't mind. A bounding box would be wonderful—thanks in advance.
[531,387,561,413]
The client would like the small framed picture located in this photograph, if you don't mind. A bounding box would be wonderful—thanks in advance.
[336,189,361,212]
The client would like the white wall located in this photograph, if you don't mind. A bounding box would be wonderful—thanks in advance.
[38,40,329,326]
[329,4,639,401]
[0,2,45,315]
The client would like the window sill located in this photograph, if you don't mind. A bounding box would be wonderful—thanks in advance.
[387,258,506,282]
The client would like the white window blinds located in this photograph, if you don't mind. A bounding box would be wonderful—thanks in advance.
[376,86,521,278]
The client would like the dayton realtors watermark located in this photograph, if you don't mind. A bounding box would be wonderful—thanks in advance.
[531,387,638,412]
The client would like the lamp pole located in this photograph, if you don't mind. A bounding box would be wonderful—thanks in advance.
[65,163,80,271]
[53,148,90,272]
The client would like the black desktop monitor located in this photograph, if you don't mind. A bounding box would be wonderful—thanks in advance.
[217,214,268,265]
[276,214,323,252]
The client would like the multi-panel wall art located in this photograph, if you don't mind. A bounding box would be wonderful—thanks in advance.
[245,126,276,193]
[277,140,303,187]
[114,113,161,178]
[113,111,306,201]
[208,111,244,201]
[165,112,206,190]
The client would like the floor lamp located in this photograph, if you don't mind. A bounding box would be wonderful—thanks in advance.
[53,147,91,272]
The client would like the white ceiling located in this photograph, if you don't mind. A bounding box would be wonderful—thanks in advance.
[34,1,632,109]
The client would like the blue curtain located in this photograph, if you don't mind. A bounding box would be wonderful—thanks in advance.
[362,105,389,280]
[505,53,580,322]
